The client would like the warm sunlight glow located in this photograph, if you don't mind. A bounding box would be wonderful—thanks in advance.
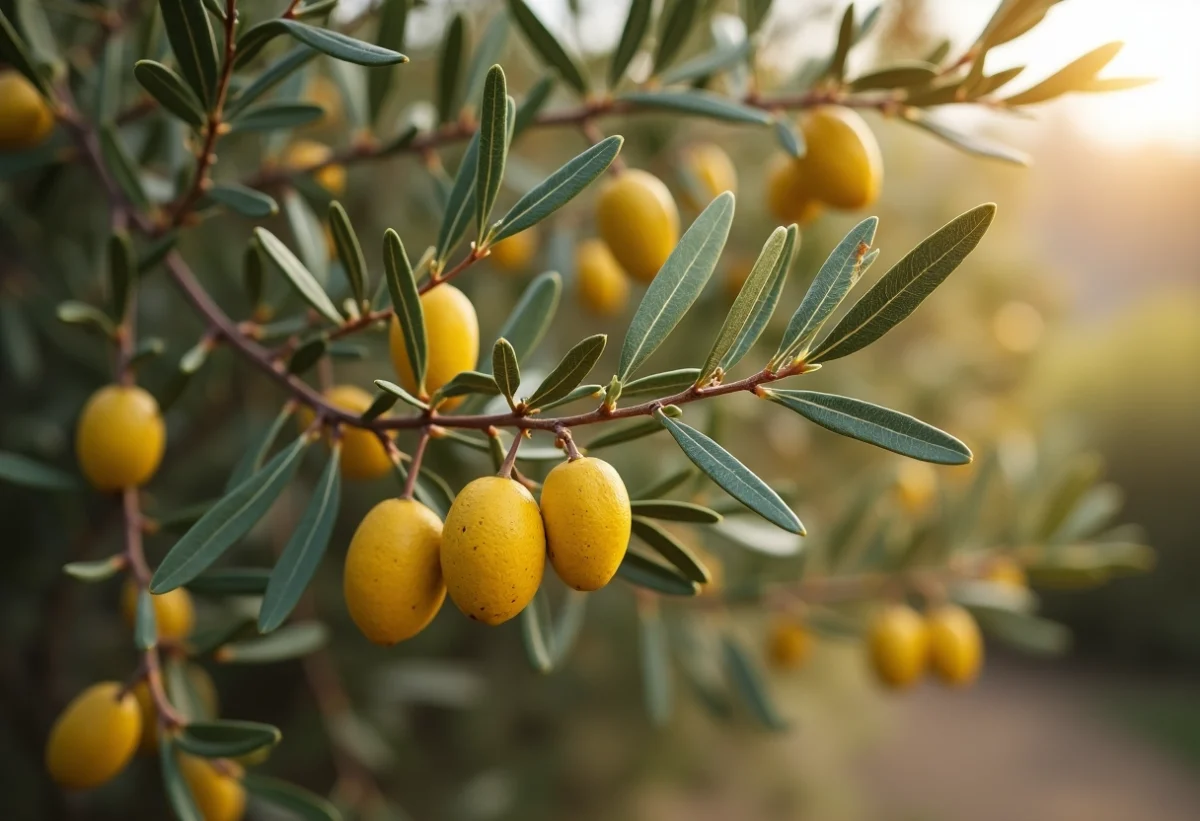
[942,0,1200,148]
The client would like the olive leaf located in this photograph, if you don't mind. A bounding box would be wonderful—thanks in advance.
[619,192,735,380]
[328,202,367,306]
[610,0,652,88]
[1004,41,1123,106]
[383,229,427,393]
[527,334,606,409]
[158,0,218,104]
[775,216,878,363]
[762,389,973,464]
[630,499,722,524]
[476,65,509,237]
[697,226,788,385]
[810,204,996,364]
[368,0,410,124]
[653,0,698,75]
[657,410,803,534]
[185,569,271,596]
[619,368,702,399]
[434,131,480,267]
[722,223,797,371]
[619,90,772,125]
[373,378,428,410]
[151,437,310,593]
[638,604,674,726]
[619,550,699,596]
[512,75,555,139]
[217,622,329,663]
[133,60,205,126]
[723,636,788,730]
[237,19,409,68]
[207,183,279,218]
[242,774,342,821]
[177,721,281,758]
[258,448,343,634]
[255,228,343,324]
[492,338,521,410]
[632,517,711,583]
[227,47,318,116]
[507,0,589,95]
[134,589,157,650]
[436,13,466,124]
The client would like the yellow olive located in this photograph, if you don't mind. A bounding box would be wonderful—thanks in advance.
[178,754,246,821]
[76,384,166,491]
[985,556,1028,589]
[281,139,345,196]
[297,385,394,480]
[133,665,218,754]
[595,169,680,283]
[767,617,814,671]
[45,682,141,789]
[389,284,479,410]
[120,578,195,640]
[797,106,882,210]
[575,238,629,317]
[541,457,631,591]
[344,498,446,645]
[926,604,983,687]
[302,74,343,127]
[894,461,937,515]
[488,228,539,273]
[868,604,928,690]
[441,476,546,626]
[679,142,737,210]
[0,69,54,151]
[765,154,824,225]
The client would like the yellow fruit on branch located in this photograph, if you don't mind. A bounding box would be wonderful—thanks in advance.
[868,604,929,690]
[893,461,938,515]
[488,228,539,272]
[281,139,344,196]
[297,385,394,480]
[926,604,984,687]
[344,498,446,645]
[795,106,883,210]
[178,754,246,821]
[389,284,479,410]
[440,476,546,626]
[767,617,814,671]
[765,154,824,225]
[0,69,55,151]
[76,384,166,491]
[45,682,141,789]
[120,578,195,640]
[575,238,630,317]
[595,168,680,283]
[985,556,1028,589]
[679,142,737,210]
[541,457,631,591]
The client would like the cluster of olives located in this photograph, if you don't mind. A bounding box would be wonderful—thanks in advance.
[345,453,632,642]
[768,558,1028,690]
[767,106,883,223]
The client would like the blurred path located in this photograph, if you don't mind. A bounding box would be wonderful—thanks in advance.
[855,658,1200,821]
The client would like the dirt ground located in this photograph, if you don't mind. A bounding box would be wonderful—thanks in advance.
[854,657,1200,821]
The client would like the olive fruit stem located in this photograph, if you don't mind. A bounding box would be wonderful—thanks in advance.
[497,431,524,478]
[557,427,582,461]
[401,428,430,500]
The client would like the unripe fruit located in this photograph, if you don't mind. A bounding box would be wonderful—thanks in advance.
[0,70,55,151]
[985,556,1028,589]
[298,385,394,480]
[767,617,814,671]
[344,498,446,644]
[389,284,479,410]
[797,106,882,210]
[575,239,629,317]
[178,754,246,821]
[541,457,631,591]
[45,682,141,789]
[679,142,737,210]
[441,476,546,625]
[926,604,983,687]
[868,604,928,690]
[120,578,195,640]
[76,384,166,491]
[894,461,937,515]
[488,228,538,272]
[595,169,680,283]
[281,139,345,196]
[765,154,824,225]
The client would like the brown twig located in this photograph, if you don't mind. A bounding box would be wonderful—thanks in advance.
[401,428,430,500]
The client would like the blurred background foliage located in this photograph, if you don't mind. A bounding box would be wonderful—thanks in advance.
[1,0,1197,820]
